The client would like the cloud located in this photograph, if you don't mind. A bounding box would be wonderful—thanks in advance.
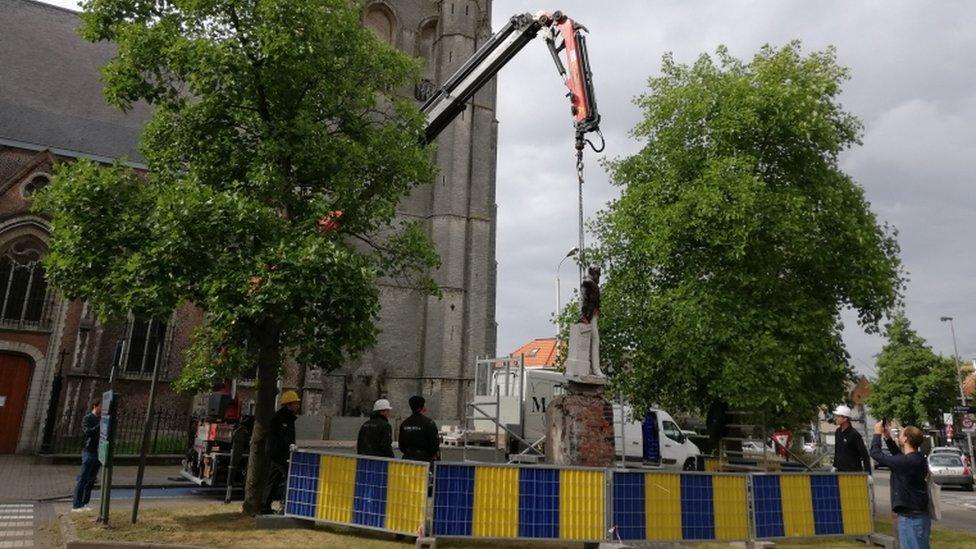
[493,1,976,370]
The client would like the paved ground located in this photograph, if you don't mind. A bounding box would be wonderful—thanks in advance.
[0,455,187,503]
[0,503,34,548]
[873,469,976,532]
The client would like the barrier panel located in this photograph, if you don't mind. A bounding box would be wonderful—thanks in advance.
[284,449,429,536]
[611,470,749,543]
[285,449,873,545]
[430,462,608,542]
[750,472,872,539]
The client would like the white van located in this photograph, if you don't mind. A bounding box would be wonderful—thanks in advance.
[517,369,700,470]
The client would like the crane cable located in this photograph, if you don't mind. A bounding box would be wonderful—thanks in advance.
[575,128,603,282]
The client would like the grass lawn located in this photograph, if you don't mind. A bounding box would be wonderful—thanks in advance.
[68,503,976,548]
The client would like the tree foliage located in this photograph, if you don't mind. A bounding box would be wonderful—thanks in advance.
[867,313,958,428]
[593,42,902,427]
[36,0,437,512]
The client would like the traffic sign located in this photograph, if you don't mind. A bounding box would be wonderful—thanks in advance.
[963,415,976,433]
[953,406,976,414]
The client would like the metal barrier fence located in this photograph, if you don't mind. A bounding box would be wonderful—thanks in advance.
[284,450,429,537]
[285,449,873,544]
[47,409,194,455]
[431,462,607,542]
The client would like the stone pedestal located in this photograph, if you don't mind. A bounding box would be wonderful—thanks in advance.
[545,393,615,467]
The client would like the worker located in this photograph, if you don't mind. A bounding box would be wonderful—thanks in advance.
[261,389,300,514]
[832,404,872,473]
[357,399,395,458]
[398,395,440,462]
[71,397,102,512]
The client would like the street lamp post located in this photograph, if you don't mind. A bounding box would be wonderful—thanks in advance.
[555,247,580,329]
[940,316,975,465]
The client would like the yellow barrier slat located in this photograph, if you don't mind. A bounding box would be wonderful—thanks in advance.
[386,461,428,534]
[559,469,605,540]
[838,475,872,535]
[712,475,748,540]
[645,473,682,540]
[780,475,815,537]
[472,466,519,538]
[316,454,356,524]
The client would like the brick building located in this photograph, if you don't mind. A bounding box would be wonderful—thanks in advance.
[0,0,498,454]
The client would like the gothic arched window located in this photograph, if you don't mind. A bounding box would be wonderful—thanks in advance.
[0,236,49,327]
[364,3,395,44]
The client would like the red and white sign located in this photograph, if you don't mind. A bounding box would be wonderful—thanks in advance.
[963,415,975,433]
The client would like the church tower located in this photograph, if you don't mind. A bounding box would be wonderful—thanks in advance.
[311,0,498,421]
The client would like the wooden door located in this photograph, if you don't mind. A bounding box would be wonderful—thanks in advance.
[0,353,32,453]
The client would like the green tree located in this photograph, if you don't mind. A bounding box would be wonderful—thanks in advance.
[36,0,437,513]
[592,42,902,427]
[868,313,958,428]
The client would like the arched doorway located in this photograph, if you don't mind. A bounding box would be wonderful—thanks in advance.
[0,353,33,453]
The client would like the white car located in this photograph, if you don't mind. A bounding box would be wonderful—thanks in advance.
[928,453,974,491]
[803,441,817,453]
[931,446,971,467]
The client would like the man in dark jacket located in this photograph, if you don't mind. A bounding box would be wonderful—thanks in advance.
[72,398,102,511]
[832,405,872,473]
[870,422,930,548]
[357,399,395,458]
[398,396,440,462]
[261,390,300,514]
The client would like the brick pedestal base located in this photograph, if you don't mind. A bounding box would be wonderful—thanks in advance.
[544,393,615,467]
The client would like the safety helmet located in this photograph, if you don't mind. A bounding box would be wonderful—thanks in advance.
[831,404,853,418]
[280,390,301,406]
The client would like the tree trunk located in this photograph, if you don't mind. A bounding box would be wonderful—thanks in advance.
[242,321,282,515]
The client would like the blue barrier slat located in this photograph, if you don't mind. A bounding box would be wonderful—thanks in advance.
[286,451,319,518]
[752,475,785,538]
[432,464,474,536]
[612,471,646,540]
[680,474,714,540]
[519,468,559,538]
[642,412,661,463]
[352,458,388,528]
[811,475,844,535]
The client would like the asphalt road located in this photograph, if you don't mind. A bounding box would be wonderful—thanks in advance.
[872,470,975,532]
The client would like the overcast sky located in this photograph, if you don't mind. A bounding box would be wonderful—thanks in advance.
[489,0,976,376]
[39,0,976,376]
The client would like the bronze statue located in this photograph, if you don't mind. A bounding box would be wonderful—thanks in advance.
[580,265,600,323]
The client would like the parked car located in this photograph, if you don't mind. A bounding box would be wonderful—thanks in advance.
[802,441,817,454]
[928,453,974,491]
[931,446,971,467]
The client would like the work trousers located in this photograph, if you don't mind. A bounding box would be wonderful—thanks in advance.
[261,461,289,514]
[72,450,101,509]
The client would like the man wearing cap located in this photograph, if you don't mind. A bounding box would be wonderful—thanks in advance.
[261,389,301,514]
[357,399,395,458]
[399,396,440,462]
[832,404,872,473]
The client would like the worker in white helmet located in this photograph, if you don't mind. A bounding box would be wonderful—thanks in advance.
[832,404,872,473]
[357,398,395,458]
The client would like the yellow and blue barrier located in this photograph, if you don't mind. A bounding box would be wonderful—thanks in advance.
[611,470,749,542]
[284,450,429,536]
[430,463,607,541]
[750,473,872,539]
[285,449,873,544]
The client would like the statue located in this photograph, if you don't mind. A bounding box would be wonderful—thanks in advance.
[564,265,605,384]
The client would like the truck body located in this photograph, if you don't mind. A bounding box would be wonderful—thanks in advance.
[475,367,700,470]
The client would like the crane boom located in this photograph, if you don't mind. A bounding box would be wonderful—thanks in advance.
[421,11,600,145]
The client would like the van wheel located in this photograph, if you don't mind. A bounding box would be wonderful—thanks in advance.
[965,483,974,492]
[682,458,696,471]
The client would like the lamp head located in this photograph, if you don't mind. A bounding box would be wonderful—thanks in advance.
[941,316,953,322]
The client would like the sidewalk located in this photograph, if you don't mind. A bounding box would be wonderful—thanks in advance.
[0,455,188,502]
